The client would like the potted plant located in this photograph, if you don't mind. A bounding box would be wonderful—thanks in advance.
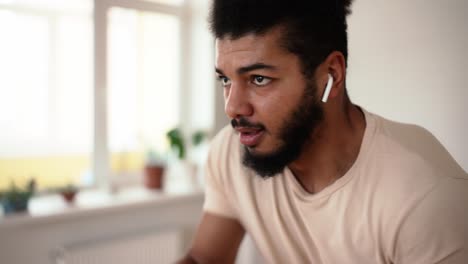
[0,178,36,214]
[56,184,78,204]
[143,150,166,190]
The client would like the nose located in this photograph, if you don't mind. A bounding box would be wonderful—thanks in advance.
[224,84,253,119]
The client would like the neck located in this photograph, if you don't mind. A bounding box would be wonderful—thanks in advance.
[288,103,365,194]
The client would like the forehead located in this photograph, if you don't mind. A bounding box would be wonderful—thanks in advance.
[215,27,297,72]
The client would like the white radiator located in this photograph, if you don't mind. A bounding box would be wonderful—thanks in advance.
[53,229,182,264]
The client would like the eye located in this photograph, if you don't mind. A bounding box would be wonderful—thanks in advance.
[217,75,231,87]
[251,75,272,86]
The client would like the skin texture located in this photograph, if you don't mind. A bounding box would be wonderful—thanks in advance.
[217,30,307,156]
[178,26,366,263]
[219,27,326,177]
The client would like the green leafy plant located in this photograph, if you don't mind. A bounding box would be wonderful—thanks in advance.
[167,128,186,159]
[0,178,36,214]
[166,128,208,160]
[192,131,207,146]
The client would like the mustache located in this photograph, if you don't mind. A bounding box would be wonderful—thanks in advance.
[231,118,265,130]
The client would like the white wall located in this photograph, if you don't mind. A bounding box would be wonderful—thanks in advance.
[347,0,468,171]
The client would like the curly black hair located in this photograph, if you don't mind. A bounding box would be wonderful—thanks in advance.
[209,0,354,76]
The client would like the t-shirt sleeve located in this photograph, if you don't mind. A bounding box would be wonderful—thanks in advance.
[202,128,239,219]
[393,177,468,264]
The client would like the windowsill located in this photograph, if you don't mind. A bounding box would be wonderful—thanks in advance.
[0,185,204,228]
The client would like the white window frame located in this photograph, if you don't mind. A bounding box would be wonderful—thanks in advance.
[93,0,190,188]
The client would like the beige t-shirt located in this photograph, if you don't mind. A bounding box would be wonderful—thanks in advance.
[203,110,468,264]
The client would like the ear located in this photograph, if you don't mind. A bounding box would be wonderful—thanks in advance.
[319,51,346,102]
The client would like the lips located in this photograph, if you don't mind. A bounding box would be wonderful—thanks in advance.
[235,127,265,147]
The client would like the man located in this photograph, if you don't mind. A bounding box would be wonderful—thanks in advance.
[179,0,468,263]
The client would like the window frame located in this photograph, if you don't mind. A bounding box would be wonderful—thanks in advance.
[93,0,189,188]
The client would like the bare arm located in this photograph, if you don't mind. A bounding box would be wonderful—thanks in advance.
[177,212,245,264]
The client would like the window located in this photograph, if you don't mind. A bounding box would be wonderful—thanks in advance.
[107,7,181,175]
[0,0,213,190]
[0,0,93,189]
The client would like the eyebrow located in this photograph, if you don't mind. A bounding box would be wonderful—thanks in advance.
[215,63,277,76]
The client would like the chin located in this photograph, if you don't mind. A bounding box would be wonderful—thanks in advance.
[242,145,288,178]
[242,135,303,178]
[246,142,281,157]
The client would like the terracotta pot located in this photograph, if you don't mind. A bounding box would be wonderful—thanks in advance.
[144,165,165,189]
[61,191,77,203]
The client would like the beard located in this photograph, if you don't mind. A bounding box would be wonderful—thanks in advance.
[233,80,324,178]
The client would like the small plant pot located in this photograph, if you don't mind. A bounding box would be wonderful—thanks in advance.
[60,190,77,204]
[144,165,165,190]
[1,196,30,214]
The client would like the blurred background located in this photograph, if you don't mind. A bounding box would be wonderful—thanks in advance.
[0,0,216,191]
[0,0,466,263]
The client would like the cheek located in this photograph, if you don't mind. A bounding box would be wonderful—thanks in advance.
[254,94,294,132]
[258,80,303,113]
[254,82,304,131]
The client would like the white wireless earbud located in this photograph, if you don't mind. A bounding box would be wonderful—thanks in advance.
[321,73,333,103]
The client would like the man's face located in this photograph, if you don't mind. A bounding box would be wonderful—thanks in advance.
[215,28,324,177]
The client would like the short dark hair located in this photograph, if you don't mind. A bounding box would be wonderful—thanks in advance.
[209,0,353,76]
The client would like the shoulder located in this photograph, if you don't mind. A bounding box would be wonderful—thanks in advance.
[360,111,468,261]
[366,111,466,180]
[362,111,467,207]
